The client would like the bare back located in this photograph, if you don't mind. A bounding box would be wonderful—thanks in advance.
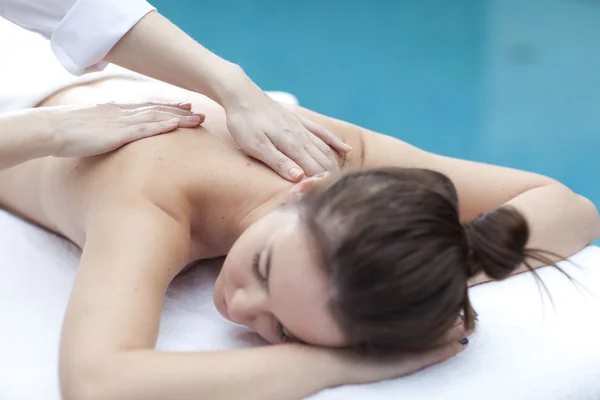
[1,73,584,272]
[0,76,360,259]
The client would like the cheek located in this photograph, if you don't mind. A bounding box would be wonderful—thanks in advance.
[223,225,267,282]
[219,212,284,292]
[221,257,242,288]
[221,242,253,289]
[214,254,248,319]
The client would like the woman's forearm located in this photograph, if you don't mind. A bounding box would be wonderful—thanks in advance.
[105,11,245,107]
[62,345,343,400]
[469,184,600,286]
[0,109,56,169]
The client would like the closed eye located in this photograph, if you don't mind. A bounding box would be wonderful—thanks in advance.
[251,248,299,344]
[252,252,266,284]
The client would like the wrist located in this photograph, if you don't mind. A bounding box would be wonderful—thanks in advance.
[0,108,60,169]
[6,108,57,157]
[206,63,256,108]
[32,108,63,157]
[301,345,349,388]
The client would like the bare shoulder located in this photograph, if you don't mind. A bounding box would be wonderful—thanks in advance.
[291,106,366,169]
[291,106,430,170]
[287,111,563,224]
[42,131,201,246]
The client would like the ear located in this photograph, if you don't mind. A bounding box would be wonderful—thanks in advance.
[290,172,330,197]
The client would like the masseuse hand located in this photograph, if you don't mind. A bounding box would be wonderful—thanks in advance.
[223,79,352,182]
[103,12,350,182]
[47,102,205,158]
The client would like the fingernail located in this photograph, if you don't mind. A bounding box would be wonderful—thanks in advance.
[186,116,200,123]
[458,338,469,346]
[342,143,352,152]
[290,167,304,181]
[178,102,192,108]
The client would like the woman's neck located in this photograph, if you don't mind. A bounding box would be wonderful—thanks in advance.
[192,178,294,257]
[235,189,294,237]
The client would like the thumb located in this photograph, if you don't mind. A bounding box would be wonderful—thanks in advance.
[255,145,305,182]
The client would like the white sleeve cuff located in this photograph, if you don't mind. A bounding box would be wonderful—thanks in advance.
[50,0,156,76]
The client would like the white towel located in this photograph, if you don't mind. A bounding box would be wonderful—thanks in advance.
[1,209,600,400]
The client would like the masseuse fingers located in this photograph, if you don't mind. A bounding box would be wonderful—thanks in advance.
[290,146,326,177]
[304,141,338,174]
[123,119,183,142]
[267,131,326,178]
[298,114,352,154]
[113,101,193,111]
[308,134,341,173]
[124,110,205,128]
[251,139,305,182]
[123,105,197,117]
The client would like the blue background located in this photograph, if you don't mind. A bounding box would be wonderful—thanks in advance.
[153,0,600,210]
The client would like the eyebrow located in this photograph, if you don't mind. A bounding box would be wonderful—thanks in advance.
[263,244,305,344]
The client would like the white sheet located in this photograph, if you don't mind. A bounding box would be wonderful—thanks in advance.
[1,15,600,400]
[1,209,600,400]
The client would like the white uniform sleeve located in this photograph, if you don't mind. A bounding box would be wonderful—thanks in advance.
[0,0,156,75]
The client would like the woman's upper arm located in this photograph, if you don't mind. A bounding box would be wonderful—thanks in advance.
[60,197,191,376]
[290,107,562,220]
[362,131,561,220]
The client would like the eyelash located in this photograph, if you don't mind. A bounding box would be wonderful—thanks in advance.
[252,253,266,283]
[276,322,289,343]
[252,252,289,343]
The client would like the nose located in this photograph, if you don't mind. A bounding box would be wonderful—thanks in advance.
[227,287,267,326]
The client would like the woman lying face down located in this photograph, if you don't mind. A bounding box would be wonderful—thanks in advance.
[1,74,598,400]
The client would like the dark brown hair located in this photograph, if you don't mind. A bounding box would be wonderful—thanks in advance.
[297,167,556,353]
